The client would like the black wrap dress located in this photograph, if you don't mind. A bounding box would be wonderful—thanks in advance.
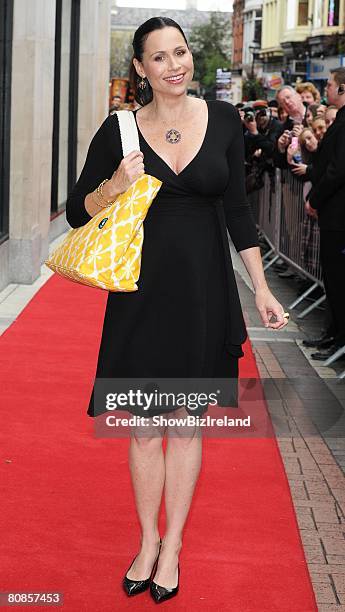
[65,100,259,418]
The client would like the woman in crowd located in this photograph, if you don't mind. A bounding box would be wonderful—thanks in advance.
[277,105,288,124]
[306,103,321,127]
[311,117,327,141]
[324,105,338,128]
[296,81,320,105]
[288,128,319,276]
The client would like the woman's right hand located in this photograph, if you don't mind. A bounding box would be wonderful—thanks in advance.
[277,130,291,153]
[108,151,145,196]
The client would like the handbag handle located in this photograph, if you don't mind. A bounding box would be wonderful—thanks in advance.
[115,110,140,157]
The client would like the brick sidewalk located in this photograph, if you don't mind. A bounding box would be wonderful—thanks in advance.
[234,256,345,610]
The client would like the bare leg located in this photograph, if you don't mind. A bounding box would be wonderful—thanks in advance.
[126,417,166,580]
[153,407,202,588]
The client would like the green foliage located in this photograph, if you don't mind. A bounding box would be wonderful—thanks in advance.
[189,13,231,89]
[110,31,133,78]
[242,78,265,101]
[204,52,230,88]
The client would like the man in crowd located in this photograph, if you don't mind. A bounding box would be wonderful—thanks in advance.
[109,94,122,115]
[268,99,279,118]
[273,85,308,168]
[241,101,282,196]
[305,68,345,359]
[243,101,282,161]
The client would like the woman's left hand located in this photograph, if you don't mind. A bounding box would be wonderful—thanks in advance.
[255,286,289,330]
[291,163,307,176]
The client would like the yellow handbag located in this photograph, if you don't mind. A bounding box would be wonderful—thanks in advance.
[45,111,162,291]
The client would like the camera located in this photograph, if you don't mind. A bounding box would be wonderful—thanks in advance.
[244,110,255,122]
[256,108,270,119]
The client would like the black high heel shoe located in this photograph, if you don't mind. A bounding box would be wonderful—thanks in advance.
[150,563,180,603]
[122,539,162,597]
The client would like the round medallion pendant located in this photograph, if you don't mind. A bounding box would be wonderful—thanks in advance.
[166,129,181,144]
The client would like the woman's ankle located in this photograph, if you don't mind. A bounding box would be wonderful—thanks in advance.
[140,531,161,547]
[161,535,183,553]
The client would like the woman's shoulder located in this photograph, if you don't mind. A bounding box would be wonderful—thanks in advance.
[89,112,123,158]
[207,99,239,121]
[98,112,122,137]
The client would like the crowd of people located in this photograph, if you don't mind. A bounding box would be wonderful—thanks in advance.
[236,67,345,362]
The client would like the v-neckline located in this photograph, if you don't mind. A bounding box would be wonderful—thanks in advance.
[133,100,210,178]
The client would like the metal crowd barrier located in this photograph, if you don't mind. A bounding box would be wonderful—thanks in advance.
[255,168,344,375]
[257,168,324,319]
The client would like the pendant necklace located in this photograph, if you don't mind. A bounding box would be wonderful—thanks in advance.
[159,105,192,143]
[166,128,181,144]
[163,114,184,144]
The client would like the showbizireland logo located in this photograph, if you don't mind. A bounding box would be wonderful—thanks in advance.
[98,218,108,229]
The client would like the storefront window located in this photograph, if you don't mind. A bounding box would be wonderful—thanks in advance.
[328,0,340,26]
[0,0,13,242]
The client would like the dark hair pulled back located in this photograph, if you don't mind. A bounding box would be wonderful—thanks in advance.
[129,17,189,107]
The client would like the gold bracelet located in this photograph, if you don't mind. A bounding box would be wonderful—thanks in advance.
[97,178,119,206]
[92,189,111,209]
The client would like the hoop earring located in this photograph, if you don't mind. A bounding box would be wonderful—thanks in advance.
[139,77,147,90]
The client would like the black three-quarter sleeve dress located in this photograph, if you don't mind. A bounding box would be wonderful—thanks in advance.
[65,100,259,418]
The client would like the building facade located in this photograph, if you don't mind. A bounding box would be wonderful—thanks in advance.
[242,0,263,68]
[281,0,345,85]
[260,0,345,96]
[0,0,111,292]
[260,0,285,69]
[232,0,245,68]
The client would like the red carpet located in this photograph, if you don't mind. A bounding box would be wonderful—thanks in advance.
[0,274,317,611]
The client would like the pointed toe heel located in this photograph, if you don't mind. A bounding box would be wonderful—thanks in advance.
[123,561,151,596]
[122,539,162,597]
[150,563,180,603]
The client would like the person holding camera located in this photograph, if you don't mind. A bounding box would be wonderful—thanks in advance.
[244,105,283,160]
[243,104,282,194]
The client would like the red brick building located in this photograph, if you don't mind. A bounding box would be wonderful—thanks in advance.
[232,0,244,68]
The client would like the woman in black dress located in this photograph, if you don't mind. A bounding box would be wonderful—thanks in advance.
[66,17,288,603]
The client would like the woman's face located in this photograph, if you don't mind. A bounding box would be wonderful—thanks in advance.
[300,90,316,105]
[306,108,314,126]
[278,107,288,122]
[316,104,327,116]
[325,107,337,128]
[312,119,327,141]
[133,27,193,98]
[302,130,318,152]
